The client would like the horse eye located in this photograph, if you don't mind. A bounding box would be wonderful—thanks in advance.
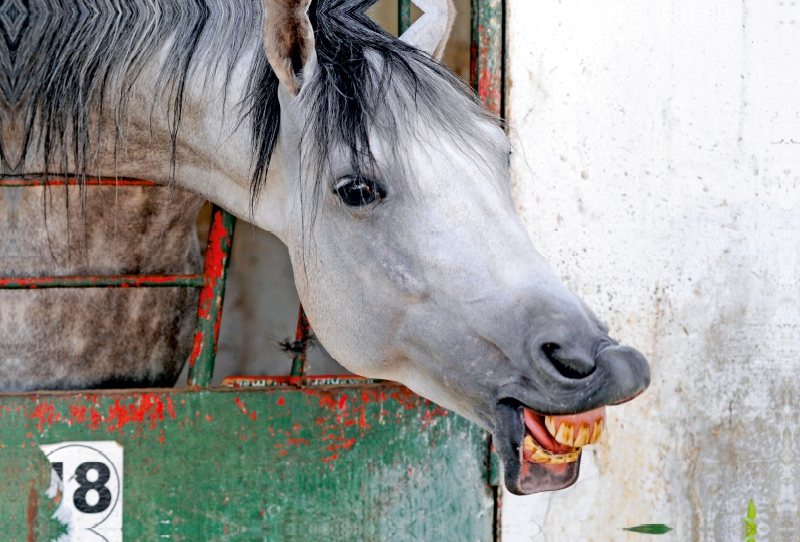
[334,175,386,207]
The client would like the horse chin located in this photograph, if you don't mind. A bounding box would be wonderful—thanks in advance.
[493,400,581,495]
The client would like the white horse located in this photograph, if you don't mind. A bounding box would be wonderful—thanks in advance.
[0,0,649,494]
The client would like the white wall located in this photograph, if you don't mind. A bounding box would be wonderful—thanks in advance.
[504,0,798,540]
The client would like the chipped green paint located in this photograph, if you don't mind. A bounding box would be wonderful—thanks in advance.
[0,385,493,540]
[0,274,205,289]
[470,0,504,116]
[186,206,237,389]
[398,0,411,34]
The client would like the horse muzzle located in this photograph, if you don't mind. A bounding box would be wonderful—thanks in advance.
[492,343,650,495]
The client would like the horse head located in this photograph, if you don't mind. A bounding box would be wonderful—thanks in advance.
[259,0,650,494]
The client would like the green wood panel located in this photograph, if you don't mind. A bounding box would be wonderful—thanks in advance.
[0,384,494,541]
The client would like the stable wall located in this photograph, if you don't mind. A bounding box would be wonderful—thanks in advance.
[503,0,798,540]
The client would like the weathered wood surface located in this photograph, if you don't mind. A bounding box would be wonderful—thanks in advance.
[0,383,493,540]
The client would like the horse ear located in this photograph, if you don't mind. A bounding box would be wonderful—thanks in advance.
[399,0,456,60]
[261,0,315,95]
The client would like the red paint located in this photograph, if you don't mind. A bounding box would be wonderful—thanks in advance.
[89,408,101,429]
[235,397,248,415]
[21,393,217,440]
[188,338,202,370]
[104,394,168,431]
[70,405,87,424]
[360,406,369,429]
[29,402,59,432]
[186,208,236,384]
[249,411,258,421]
[277,397,285,406]
[27,485,39,542]
[321,454,339,463]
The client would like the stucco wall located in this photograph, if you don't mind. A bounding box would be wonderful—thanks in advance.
[503,0,797,540]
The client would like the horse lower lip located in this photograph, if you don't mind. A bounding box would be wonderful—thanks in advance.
[494,401,583,494]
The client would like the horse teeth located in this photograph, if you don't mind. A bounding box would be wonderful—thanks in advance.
[529,449,581,465]
[554,421,575,446]
[589,419,603,444]
[524,434,582,465]
[573,422,591,447]
[523,435,536,451]
[565,451,581,462]
[531,449,551,462]
[545,416,556,437]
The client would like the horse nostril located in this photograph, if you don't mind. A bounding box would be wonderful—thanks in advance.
[541,342,595,379]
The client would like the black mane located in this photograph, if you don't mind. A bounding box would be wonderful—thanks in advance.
[0,0,496,206]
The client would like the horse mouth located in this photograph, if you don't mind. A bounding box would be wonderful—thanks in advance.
[493,400,607,495]
[521,406,604,464]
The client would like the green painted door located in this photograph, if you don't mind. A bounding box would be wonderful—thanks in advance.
[0,383,495,541]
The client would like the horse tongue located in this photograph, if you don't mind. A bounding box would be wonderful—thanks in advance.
[522,408,573,454]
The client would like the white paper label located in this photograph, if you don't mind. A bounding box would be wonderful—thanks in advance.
[39,441,124,542]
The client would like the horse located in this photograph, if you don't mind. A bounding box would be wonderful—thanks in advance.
[0,0,650,494]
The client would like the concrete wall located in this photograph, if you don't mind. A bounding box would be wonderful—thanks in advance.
[503,0,798,540]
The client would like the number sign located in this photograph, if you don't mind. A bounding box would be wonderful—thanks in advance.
[40,441,124,542]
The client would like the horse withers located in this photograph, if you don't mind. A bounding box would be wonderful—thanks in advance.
[0,0,650,494]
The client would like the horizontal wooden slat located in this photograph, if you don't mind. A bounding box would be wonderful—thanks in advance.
[0,275,205,289]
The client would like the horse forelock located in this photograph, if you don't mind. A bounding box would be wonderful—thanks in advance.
[298,0,503,210]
